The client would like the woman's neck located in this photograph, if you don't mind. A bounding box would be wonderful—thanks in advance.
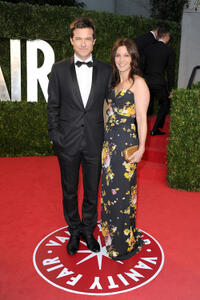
[117,74,133,88]
[119,70,129,83]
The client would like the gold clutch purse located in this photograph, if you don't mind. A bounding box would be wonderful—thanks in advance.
[123,145,139,162]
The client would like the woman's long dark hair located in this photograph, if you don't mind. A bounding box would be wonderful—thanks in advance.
[111,38,141,88]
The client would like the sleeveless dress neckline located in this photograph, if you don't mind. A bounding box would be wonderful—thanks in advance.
[113,88,134,98]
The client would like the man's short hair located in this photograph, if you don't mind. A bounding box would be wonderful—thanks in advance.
[153,21,170,32]
[157,23,170,39]
[70,17,96,39]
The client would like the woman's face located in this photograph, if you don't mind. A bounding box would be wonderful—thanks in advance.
[115,45,132,73]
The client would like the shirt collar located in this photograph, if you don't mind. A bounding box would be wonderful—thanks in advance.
[150,31,156,39]
[74,53,93,63]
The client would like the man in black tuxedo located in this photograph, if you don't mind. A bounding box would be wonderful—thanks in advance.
[47,17,112,255]
[135,23,158,56]
[134,22,165,73]
[143,24,175,135]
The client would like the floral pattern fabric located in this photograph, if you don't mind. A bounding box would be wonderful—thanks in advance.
[101,89,144,260]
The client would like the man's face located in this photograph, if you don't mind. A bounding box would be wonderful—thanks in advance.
[166,33,170,43]
[70,27,95,60]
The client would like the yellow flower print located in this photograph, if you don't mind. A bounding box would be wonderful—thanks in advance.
[131,123,136,131]
[105,124,109,132]
[110,115,116,121]
[117,103,136,117]
[106,166,115,185]
[111,250,119,257]
[131,133,137,139]
[124,171,133,180]
[130,185,137,208]
[108,247,119,258]
[123,161,136,181]
[126,229,136,251]
[119,89,126,96]
[120,207,130,214]
[101,221,109,237]
[102,190,106,197]
[127,246,133,252]
[126,104,136,116]
[121,89,126,96]
[101,221,112,246]
[110,226,117,234]
[103,203,108,213]
[102,142,109,164]
[110,144,117,152]
[124,228,130,236]
[108,113,117,127]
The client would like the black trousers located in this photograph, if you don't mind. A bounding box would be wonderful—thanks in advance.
[148,84,170,131]
[54,138,102,236]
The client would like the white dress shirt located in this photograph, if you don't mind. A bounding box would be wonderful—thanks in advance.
[74,54,93,108]
[150,31,156,39]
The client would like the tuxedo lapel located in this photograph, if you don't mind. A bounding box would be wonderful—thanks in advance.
[85,59,98,110]
[69,57,84,109]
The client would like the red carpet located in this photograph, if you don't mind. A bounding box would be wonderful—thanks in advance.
[0,116,200,299]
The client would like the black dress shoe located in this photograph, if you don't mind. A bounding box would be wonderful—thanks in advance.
[67,235,80,255]
[150,129,166,136]
[81,233,100,252]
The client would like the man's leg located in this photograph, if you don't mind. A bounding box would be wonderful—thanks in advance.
[147,87,155,116]
[55,146,82,255]
[151,86,169,135]
[57,150,82,235]
[157,89,170,129]
[81,148,102,252]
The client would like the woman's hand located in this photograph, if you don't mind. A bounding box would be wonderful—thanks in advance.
[128,147,145,164]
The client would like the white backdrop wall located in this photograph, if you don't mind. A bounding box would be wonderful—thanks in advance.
[178,2,200,87]
[77,0,151,17]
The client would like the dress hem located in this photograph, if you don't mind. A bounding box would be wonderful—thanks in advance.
[109,239,144,261]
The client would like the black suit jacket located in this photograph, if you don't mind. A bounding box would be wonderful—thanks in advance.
[47,57,112,155]
[135,31,156,54]
[143,40,175,92]
[134,32,156,72]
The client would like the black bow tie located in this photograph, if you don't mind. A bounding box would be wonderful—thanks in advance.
[75,61,93,68]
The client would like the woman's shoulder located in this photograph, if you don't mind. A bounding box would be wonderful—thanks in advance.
[130,75,149,98]
[134,75,146,84]
[130,75,147,91]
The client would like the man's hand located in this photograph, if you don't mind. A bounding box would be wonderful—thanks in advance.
[168,92,173,99]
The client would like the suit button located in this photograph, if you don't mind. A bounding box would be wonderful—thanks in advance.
[81,124,84,127]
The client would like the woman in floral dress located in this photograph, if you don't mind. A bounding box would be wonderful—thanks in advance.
[101,38,150,260]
